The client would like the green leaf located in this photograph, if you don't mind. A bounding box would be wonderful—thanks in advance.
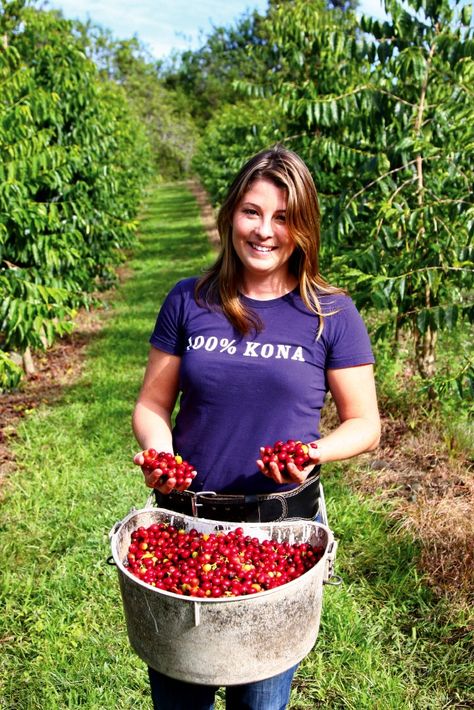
[460,4,472,26]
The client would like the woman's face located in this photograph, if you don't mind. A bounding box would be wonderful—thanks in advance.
[231,179,295,285]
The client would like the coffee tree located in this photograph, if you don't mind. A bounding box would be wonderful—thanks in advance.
[80,31,199,179]
[276,0,473,383]
[333,0,474,384]
[193,99,288,204]
[0,2,150,387]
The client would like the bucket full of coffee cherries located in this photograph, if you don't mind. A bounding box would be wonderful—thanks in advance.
[109,502,337,686]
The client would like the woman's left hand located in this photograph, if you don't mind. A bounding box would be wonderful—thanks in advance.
[257,442,320,485]
[258,365,381,486]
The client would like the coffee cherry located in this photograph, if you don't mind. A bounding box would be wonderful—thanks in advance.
[143,450,197,487]
[125,522,324,598]
[260,439,311,476]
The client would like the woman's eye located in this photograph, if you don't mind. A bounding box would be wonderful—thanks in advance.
[275,214,286,223]
[243,208,258,216]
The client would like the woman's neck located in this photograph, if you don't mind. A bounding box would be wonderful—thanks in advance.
[240,274,298,300]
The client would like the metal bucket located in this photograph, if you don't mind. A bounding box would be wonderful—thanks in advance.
[109,505,337,686]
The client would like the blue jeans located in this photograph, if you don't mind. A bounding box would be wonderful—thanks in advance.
[147,664,298,710]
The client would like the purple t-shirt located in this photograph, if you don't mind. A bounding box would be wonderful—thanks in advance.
[150,277,374,495]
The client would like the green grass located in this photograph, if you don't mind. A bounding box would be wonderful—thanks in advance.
[0,183,472,709]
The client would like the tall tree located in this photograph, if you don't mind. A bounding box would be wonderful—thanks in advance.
[332,0,474,380]
[0,2,150,385]
[161,9,272,126]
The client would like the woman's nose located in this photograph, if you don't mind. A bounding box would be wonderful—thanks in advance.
[255,216,274,238]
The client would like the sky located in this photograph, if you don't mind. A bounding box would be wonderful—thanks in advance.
[42,0,389,61]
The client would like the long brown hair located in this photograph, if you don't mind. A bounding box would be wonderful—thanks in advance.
[195,145,343,335]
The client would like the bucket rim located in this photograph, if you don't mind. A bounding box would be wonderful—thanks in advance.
[109,504,334,539]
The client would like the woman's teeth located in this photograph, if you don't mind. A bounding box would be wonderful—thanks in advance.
[250,243,274,252]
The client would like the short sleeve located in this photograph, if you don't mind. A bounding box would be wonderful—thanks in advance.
[149,281,188,355]
[324,297,375,369]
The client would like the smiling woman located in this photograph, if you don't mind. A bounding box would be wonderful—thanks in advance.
[131,144,381,709]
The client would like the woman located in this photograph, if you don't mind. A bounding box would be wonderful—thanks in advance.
[132,145,381,709]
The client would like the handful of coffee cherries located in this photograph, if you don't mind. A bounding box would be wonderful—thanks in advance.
[260,439,311,476]
[142,449,197,487]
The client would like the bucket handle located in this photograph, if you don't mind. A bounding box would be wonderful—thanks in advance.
[109,520,122,539]
[324,574,343,586]
[323,538,339,584]
[145,493,155,508]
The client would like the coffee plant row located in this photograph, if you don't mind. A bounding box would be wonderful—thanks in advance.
[0,3,152,389]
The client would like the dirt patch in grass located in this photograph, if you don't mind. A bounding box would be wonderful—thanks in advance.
[0,306,107,492]
[187,179,220,249]
[350,415,474,604]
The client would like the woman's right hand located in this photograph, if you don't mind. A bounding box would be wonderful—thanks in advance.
[133,451,196,494]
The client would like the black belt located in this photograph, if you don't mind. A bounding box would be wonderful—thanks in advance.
[154,466,320,523]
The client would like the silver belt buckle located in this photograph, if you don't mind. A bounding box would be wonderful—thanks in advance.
[190,490,217,518]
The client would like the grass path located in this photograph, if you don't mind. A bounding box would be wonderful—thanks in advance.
[0,183,471,709]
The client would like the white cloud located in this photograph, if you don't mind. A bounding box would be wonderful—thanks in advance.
[356,0,389,20]
[45,0,270,58]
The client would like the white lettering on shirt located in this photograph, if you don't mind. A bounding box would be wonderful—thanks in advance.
[242,341,305,362]
[276,344,291,359]
[204,336,218,351]
[260,343,274,358]
[186,336,306,362]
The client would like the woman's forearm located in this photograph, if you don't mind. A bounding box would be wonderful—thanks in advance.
[132,348,181,455]
[132,401,174,453]
[314,416,381,465]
